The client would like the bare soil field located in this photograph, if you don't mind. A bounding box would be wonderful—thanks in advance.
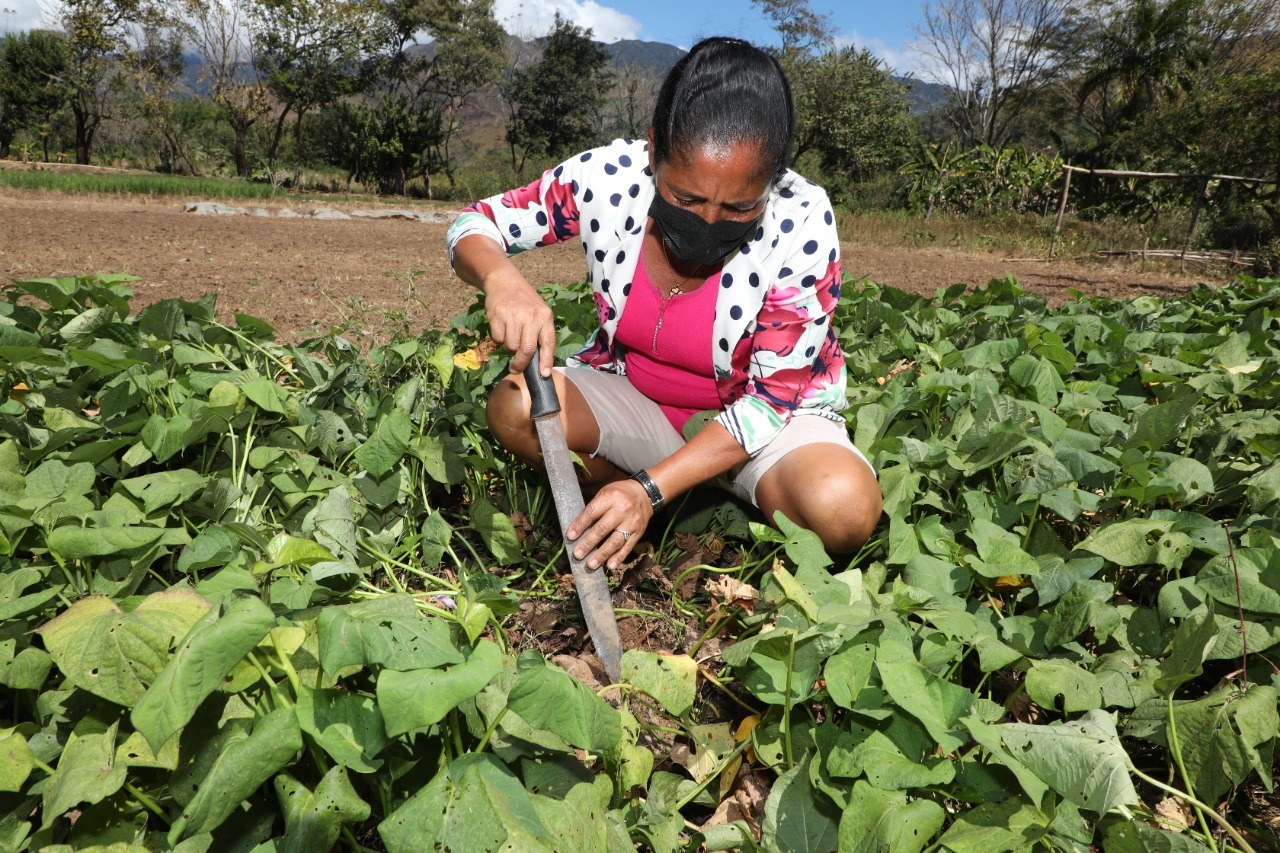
[0,188,1225,344]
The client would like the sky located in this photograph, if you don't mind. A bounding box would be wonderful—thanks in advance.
[0,0,925,75]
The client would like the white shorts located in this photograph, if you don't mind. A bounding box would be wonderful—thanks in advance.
[559,367,874,506]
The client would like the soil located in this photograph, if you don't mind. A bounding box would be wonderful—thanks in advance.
[0,188,1226,345]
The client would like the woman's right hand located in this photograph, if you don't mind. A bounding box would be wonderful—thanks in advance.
[483,271,557,377]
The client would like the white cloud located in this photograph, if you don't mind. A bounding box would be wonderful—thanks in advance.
[493,0,641,43]
[1,0,53,35]
[834,30,925,77]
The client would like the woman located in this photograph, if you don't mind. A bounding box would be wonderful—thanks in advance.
[447,37,881,573]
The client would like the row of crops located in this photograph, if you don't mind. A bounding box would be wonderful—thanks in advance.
[0,271,1277,850]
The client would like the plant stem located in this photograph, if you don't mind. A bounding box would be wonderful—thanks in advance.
[1167,696,1220,853]
[475,708,509,753]
[783,633,796,770]
[670,738,751,812]
[125,781,169,826]
[1128,763,1256,853]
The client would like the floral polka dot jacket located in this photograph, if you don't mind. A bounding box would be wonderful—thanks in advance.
[446,138,848,457]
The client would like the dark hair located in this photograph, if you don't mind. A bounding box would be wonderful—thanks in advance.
[650,37,794,184]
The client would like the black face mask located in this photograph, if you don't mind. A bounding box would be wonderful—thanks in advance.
[648,191,760,267]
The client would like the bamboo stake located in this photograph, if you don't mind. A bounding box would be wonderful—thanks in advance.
[1049,165,1072,259]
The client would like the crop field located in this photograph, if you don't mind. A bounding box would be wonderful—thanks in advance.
[0,266,1277,851]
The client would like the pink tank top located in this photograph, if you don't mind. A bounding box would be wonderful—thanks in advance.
[614,248,722,433]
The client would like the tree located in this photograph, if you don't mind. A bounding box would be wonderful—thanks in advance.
[914,0,1069,148]
[427,0,506,189]
[51,0,172,164]
[250,0,388,173]
[120,10,193,172]
[752,0,916,190]
[1069,0,1210,154]
[789,46,915,184]
[751,0,833,59]
[0,30,70,160]
[503,14,613,174]
[187,0,270,176]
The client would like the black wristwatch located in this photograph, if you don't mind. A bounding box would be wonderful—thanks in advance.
[631,469,665,511]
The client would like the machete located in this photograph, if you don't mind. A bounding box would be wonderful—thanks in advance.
[523,353,624,683]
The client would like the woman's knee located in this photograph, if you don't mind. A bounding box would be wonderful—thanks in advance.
[758,448,882,555]
[810,472,882,554]
[486,374,534,454]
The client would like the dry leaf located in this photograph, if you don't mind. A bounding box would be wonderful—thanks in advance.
[1154,797,1195,830]
[551,654,604,693]
[9,382,30,402]
[707,576,760,616]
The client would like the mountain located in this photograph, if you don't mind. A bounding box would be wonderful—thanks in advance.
[603,40,686,77]
[176,35,946,117]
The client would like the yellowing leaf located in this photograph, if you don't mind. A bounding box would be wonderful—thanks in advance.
[453,347,486,371]
[9,382,30,402]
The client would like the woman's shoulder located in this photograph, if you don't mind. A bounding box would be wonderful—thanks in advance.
[769,169,833,216]
[559,138,651,178]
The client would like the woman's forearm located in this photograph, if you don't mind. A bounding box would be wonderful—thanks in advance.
[452,233,519,292]
[645,420,750,504]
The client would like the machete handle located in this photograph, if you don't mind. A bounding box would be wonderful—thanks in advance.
[523,351,561,418]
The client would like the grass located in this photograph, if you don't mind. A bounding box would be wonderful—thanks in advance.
[0,166,451,208]
[837,207,1208,266]
[0,168,287,199]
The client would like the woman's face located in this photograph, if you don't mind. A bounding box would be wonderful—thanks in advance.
[647,132,772,226]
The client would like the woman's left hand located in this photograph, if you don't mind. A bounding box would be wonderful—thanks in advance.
[567,479,653,571]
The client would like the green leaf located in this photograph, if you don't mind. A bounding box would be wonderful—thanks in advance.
[295,686,389,773]
[316,594,465,673]
[0,727,34,793]
[1103,820,1215,852]
[965,519,1040,579]
[963,717,1050,808]
[470,496,521,564]
[1196,548,1280,615]
[376,640,503,737]
[836,780,945,853]
[935,798,1051,852]
[761,758,841,852]
[379,754,556,853]
[132,595,277,751]
[989,711,1139,814]
[876,623,972,753]
[354,408,412,478]
[1125,387,1197,451]
[849,730,956,790]
[1025,659,1102,713]
[118,469,207,514]
[1168,684,1278,803]
[176,526,240,574]
[1043,581,1112,648]
[239,377,289,415]
[26,460,95,502]
[308,486,358,563]
[43,723,128,827]
[37,588,210,706]
[274,767,371,853]
[775,511,833,571]
[1155,608,1219,696]
[1076,519,1173,566]
[48,524,188,560]
[171,707,302,842]
[263,533,335,568]
[621,650,697,717]
[507,651,622,752]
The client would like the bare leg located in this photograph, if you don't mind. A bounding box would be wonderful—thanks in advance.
[753,444,882,555]
[486,372,631,493]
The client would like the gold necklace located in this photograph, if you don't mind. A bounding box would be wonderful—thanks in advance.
[651,236,706,353]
